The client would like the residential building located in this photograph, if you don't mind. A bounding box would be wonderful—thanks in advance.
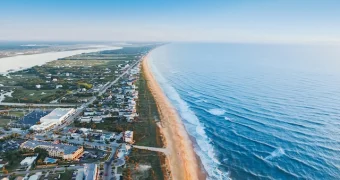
[30,108,75,132]
[21,140,83,160]
[20,156,38,167]
[124,131,134,144]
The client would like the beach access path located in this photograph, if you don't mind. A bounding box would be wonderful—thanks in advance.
[132,145,170,155]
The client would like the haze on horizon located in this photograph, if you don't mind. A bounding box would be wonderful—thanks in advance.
[1,0,340,44]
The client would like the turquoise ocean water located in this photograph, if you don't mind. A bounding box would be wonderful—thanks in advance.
[148,43,340,180]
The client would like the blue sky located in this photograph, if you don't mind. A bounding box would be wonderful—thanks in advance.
[1,0,340,43]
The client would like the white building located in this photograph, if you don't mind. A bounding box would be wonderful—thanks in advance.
[56,85,63,89]
[84,111,96,116]
[20,156,38,167]
[92,116,102,123]
[30,108,75,132]
[80,116,102,123]
[80,117,91,123]
[124,131,134,144]
[21,140,83,160]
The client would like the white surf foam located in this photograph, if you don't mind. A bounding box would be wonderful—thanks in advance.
[264,148,285,161]
[224,116,233,121]
[195,99,208,103]
[148,56,230,180]
[208,108,226,116]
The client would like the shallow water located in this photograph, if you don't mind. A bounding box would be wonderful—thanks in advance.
[0,46,121,73]
[149,43,340,180]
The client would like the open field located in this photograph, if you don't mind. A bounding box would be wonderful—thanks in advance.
[3,89,62,103]
[45,60,110,67]
[134,70,163,148]
[0,118,11,127]
[127,149,166,180]
[0,46,153,103]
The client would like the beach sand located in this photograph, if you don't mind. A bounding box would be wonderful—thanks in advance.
[142,55,206,180]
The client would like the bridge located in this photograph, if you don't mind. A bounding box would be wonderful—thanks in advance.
[132,145,170,155]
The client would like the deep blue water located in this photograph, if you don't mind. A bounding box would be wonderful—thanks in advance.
[148,43,340,180]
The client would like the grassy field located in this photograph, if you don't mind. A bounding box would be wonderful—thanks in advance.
[134,71,163,148]
[0,118,11,127]
[3,111,26,117]
[127,149,166,180]
[123,69,165,180]
[3,89,62,103]
[0,46,152,104]
[60,170,74,180]
[46,60,110,67]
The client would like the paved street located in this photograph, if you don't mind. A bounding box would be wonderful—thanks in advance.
[4,165,83,175]
[0,59,140,109]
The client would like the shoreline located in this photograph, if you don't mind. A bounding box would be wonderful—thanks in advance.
[142,55,206,180]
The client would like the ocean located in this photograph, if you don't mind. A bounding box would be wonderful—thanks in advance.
[148,43,340,180]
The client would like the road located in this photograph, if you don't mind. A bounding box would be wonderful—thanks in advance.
[0,102,78,107]
[55,60,141,130]
[5,165,83,175]
[1,60,142,178]
[0,59,141,108]
[98,60,141,96]
[103,145,119,180]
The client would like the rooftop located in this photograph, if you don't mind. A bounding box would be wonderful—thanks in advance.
[20,156,38,166]
[41,108,74,121]
[84,163,98,180]
[21,140,80,155]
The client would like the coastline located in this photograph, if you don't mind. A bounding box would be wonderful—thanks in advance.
[142,55,206,180]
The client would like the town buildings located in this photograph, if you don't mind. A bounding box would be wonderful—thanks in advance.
[30,108,75,132]
[124,131,134,144]
[20,140,83,160]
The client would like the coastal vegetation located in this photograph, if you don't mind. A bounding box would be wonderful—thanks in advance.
[0,46,155,104]
[122,68,165,180]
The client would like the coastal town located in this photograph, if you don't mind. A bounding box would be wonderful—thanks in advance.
[0,44,169,180]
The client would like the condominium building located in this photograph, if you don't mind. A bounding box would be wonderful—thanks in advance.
[21,140,83,160]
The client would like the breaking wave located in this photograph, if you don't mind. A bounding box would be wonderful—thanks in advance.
[195,99,208,103]
[264,148,285,161]
[207,108,226,116]
[149,57,230,180]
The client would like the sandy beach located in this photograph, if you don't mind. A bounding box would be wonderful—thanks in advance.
[142,55,206,180]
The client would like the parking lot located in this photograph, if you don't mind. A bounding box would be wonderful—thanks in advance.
[17,110,51,126]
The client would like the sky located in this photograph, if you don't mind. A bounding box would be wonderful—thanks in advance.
[1,0,340,43]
